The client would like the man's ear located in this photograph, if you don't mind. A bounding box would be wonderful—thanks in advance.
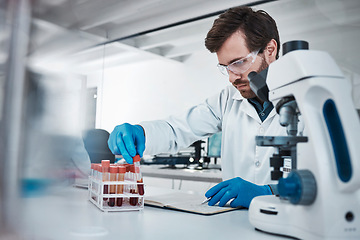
[264,39,277,63]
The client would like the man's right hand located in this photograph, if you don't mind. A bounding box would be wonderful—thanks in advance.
[108,123,145,164]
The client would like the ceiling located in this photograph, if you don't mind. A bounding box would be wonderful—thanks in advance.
[12,0,360,74]
[29,0,261,71]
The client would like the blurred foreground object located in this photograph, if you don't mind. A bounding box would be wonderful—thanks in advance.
[0,0,31,238]
[0,0,91,238]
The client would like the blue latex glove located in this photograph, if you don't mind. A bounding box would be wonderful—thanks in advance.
[205,177,272,208]
[108,123,145,164]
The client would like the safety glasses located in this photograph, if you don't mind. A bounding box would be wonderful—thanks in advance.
[217,49,260,76]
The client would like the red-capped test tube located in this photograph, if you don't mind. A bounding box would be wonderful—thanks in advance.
[90,164,96,200]
[133,155,145,196]
[124,164,131,193]
[117,166,126,207]
[90,163,95,177]
[129,164,138,206]
[109,166,118,207]
[124,164,131,181]
[101,160,110,201]
[93,164,99,180]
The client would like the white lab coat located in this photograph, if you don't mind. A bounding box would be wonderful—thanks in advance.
[141,85,287,185]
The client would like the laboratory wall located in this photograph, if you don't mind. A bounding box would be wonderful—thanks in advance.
[87,50,360,134]
[87,49,229,133]
[85,0,360,134]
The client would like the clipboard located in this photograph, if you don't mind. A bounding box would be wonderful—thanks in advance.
[145,191,244,215]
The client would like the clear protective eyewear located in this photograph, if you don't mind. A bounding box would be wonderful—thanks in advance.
[217,49,260,76]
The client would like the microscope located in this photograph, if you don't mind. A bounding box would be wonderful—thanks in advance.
[248,41,360,239]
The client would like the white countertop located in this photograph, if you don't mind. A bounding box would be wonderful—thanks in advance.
[18,185,283,240]
[141,165,223,183]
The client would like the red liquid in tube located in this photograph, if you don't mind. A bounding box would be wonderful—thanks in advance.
[137,179,144,196]
[133,155,145,196]
[130,155,145,206]
[116,166,126,207]
[108,166,117,207]
[101,160,110,201]
[129,164,138,206]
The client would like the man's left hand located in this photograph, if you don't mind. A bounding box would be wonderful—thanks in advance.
[205,177,272,208]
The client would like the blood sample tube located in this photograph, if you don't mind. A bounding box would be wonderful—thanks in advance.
[108,166,117,207]
[98,164,102,178]
[129,164,138,206]
[101,160,110,201]
[93,164,98,180]
[124,164,131,193]
[116,166,126,207]
[90,164,96,200]
[90,163,95,177]
[93,165,100,196]
[133,155,145,196]
[124,164,131,181]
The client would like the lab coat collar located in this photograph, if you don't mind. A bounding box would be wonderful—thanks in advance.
[232,89,277,123]
[239,99,262,123]
[232,90,243,100]
[264,107,277,123]
[232,90,261,123]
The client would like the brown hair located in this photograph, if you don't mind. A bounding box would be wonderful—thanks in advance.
[205,6,280,59]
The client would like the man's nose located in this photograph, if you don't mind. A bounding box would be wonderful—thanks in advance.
[228,71,243,83]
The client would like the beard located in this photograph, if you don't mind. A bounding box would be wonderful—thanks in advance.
[233,57,269,99]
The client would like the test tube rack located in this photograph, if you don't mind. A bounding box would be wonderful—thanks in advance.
[88,171,144,212]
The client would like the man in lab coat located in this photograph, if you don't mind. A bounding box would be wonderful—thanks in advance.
[108,6,285,208]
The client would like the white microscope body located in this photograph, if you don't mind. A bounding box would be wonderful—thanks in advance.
[248,42,360,239]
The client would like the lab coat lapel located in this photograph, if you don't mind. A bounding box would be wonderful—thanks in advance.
[239,99,262,123]
[263,108,277,123]
[232,89,261,123]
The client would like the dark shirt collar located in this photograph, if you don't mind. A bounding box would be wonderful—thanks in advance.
[248,97,274,122]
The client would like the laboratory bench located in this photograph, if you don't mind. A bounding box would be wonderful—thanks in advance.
[141,164,223,183]
[19,185,283,240]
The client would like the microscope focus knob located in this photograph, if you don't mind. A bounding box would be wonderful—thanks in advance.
[278,170,317,205]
